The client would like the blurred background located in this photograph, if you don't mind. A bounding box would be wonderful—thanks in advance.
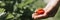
[0,0,60,20]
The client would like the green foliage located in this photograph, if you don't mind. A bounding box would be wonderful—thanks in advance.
[0,8,5,13]
[0,0,46,20]
[18,0,34,9]
[6,13,14,19]
[0,1,5,7]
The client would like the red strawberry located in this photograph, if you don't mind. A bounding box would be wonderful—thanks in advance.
[36,8,45,15]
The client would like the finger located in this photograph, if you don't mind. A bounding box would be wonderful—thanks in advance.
[32,13,37,18]
[33,12,47,19]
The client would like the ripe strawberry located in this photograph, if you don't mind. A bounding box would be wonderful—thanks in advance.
[36,8,45,15]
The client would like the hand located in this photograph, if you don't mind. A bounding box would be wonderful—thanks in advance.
[32,8,48,19]
[32,0,60,19]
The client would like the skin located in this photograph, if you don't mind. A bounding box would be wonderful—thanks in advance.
[32,0,60,20]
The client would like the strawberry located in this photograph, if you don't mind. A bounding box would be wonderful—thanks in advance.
[36,8,45,15]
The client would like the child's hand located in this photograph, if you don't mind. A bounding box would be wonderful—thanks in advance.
[32,0,60,19]
[32,8,48,19]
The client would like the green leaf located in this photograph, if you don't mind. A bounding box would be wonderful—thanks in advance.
[0,8,5,13]
[18,0,33,9]
[6,13,14,19]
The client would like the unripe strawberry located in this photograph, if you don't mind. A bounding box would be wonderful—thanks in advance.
[36,8,45,15]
